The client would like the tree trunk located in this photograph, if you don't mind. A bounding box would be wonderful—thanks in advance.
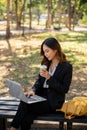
[68,0,71,30]
[6,0,10,39]
[15,0,19,29]
[19,0,26,28]
[72,0,76,30]
[58,0,62,26]
[15,0,26,30]
[29,0,32,29]
[46,0,51,29]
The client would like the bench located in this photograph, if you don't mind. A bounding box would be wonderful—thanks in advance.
[0,97,87,130]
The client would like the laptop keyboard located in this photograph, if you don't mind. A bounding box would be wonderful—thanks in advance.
[30,95,46,101]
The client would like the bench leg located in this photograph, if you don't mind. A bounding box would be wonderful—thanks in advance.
[0,118,7,130]
[59,122,64,130]
[67,122,72,130]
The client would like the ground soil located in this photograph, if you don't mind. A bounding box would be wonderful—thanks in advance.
[0,29,87,100]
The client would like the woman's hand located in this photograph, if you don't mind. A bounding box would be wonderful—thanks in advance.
[40,69,51,79]
[24,89,35,97]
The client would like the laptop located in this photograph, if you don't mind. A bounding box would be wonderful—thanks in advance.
[4,78,46,104]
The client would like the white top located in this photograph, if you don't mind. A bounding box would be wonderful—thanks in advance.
[43,66,57,88]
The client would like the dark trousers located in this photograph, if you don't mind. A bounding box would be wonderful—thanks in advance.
[11,100,52,130]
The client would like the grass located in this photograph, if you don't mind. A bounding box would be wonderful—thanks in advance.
[0,30,87,99]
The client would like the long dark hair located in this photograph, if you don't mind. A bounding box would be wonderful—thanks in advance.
[40,37,66,68]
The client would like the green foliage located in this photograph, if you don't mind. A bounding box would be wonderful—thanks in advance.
[0,0,6,16]
[80,14,87,24]
[80,0,87,5]
[1,0,87,27]
[80,3,87,15]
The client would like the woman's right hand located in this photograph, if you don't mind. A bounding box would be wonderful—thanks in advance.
[24,89,35,97]
[40,69,51,79]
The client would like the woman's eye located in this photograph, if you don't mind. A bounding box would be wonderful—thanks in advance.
[46,50,49,53]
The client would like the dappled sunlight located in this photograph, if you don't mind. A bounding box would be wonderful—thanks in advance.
[31,64,40,68]
[0,31,87,98]
[61,40,87,67]
[0,66,9,77]
[66,66,87,100]
[55,31,87,42]
[79,77,86,81]
[73,75,87,82]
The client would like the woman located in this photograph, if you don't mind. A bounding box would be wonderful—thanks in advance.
[10,37,73,130]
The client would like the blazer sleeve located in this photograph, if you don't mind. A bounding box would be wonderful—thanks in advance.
[46,62,73,93]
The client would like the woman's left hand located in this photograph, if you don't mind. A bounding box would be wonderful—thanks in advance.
[40,69,51,79]
[24,89,35,97]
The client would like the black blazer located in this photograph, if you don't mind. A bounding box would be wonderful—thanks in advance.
[32,61,73,111]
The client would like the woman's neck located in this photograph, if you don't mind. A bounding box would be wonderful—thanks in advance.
[51,58,59,67]
[50,58,59,72]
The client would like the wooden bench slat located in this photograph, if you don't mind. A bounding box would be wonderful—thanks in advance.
[0,101,19,106]
[0,110,16,117]
[0,105,18,110]
[0,97,19,101]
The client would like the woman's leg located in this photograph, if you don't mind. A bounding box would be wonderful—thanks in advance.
[10,101,29,129]
[11,100,51,130]
[20,101,51,130]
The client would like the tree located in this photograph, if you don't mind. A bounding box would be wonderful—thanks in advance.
[57,0,62,27]
[14,0,26,29]
[72,0,76,30]
[29,0,33,29]
[46,0,52,29]
[68,0,71,30]
[6,0,10,39]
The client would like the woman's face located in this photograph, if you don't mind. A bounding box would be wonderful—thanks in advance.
[43,44,57,61]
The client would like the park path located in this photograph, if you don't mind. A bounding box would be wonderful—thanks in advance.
[0,24,87,36]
